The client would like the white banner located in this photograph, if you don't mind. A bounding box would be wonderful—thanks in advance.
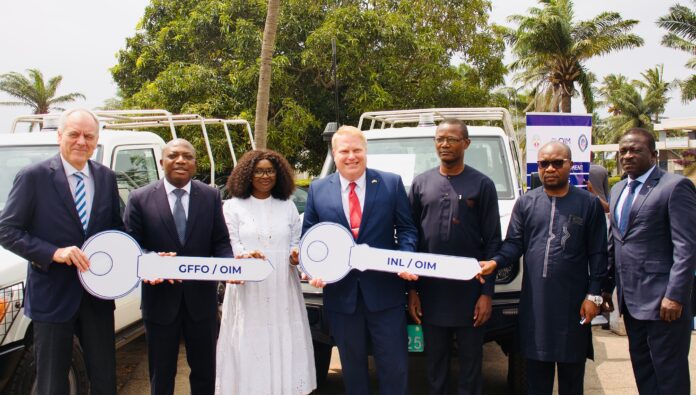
[526,113,592,187]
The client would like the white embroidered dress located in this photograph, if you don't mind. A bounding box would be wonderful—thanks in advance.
[215,196,316,395]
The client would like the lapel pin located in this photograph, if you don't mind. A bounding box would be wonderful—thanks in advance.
[371,179,378,184]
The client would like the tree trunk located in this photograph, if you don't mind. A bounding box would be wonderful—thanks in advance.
[561,92,572,113]
[254,0,281,150]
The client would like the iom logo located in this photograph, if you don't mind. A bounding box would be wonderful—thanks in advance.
[578,134,589,152]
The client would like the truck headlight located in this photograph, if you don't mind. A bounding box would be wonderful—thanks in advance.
[0,282,24,344]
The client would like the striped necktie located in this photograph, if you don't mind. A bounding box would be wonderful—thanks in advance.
[74,171,88,233]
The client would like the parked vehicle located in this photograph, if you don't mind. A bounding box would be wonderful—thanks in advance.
[303,108,527,393]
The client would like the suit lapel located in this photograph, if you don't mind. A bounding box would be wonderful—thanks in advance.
[329,173,350,228]
[49,155,83,232]
[86,161,101,235]
[626,167,661,233]
[154,180,182,247]
[359,168,381,239]
[610,179,627,231]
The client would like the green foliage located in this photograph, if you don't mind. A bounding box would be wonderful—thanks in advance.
[0,69,85,114]
[608,176,622,189]
[504,0,643,113]
[594,65,672,143]
[657,1,696,103]
[295,178,311,188]
[112,0,506,175]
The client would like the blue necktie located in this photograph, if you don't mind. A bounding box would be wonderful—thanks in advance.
[618,180,641,235]
[74,172,88,233]
[172,189,187,244]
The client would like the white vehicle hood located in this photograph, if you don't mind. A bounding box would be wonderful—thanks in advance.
[0,247,28,288]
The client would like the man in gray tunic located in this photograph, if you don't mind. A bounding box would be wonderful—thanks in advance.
[480,141,608,395]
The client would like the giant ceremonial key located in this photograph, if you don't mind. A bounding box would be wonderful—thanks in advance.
[299,222,482,283]
[78,230,274,299]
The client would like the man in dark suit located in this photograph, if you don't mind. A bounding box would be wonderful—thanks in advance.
[607,128,696,395]
[124,138,232,394]
[303,125,418,395]
[408,119,501,395]
[0,109,122,394]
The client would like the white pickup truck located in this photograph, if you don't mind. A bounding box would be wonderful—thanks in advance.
[303,108,528,393]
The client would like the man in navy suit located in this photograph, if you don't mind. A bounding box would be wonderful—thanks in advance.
[0,109,123,394]
[124,139,232,394]
[303,125,418,395]
[607,128,696,394]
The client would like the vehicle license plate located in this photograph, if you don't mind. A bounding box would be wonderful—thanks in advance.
[407,324,424,352]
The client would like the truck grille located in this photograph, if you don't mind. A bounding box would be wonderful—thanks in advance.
[0,282,24,344]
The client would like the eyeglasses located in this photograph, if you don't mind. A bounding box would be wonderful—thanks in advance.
[434,137,464,145]
[537,159,569,169]
[253,168,277,177]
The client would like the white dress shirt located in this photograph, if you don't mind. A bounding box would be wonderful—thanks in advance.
[61,156,94,223]
[339,172,366,225]
[163,178,191,218]
[615,165,655,223]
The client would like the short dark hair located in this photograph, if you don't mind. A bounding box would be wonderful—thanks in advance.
[437,118,469,139]
[623,128,656,152]
[226,149,295,200]
[539,141,572,160]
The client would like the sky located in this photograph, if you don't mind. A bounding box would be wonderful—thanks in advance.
[0,0,693,130]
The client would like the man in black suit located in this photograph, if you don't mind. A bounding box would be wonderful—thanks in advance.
[0,109,122,394]
[408,119,501,395]
[607,128,696,394]
[124,138,232,394]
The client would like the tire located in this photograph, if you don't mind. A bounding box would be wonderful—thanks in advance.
[6,337,90,395]
[313,341,332,388]
[507,350,527,395]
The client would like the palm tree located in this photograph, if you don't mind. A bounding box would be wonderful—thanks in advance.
[657,1,696,102]
[0,69,85,114]
[596,67,672,142]
[505,0,643,113]
[633,65,673,123]
[601,82,652,142]
[254,0,281,149]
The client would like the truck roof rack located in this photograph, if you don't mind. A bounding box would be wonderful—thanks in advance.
[10,110,254,187]
[358,107,516,140]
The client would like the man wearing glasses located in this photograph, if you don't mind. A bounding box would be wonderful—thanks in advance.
[479,141,608,395]
[407,118,501,395]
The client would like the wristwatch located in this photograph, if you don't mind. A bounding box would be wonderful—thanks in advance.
[586,294,603,306]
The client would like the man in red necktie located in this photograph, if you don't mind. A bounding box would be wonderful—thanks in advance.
[303,126,418,395]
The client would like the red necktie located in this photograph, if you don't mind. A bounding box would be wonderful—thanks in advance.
[348,182,362,239]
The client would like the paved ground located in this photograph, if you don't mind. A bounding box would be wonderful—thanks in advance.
[117,328,696,394]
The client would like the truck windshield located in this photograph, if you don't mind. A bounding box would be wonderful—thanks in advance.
[0,146,59,211]
[366,136,514,199]
[0,145,102,211]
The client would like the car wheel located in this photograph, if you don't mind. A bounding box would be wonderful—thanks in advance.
[507,350,527,395]
[313,341,332,387]
[7,337,90,395]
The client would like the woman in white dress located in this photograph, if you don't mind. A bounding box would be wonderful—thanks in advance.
[215,149,316,395]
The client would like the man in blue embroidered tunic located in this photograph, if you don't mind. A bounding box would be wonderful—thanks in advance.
[480,141,608,395]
